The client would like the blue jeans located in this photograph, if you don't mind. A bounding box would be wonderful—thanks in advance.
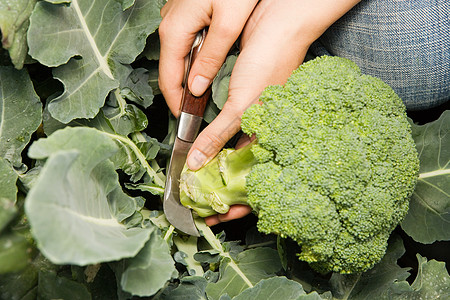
[310,0,449,111]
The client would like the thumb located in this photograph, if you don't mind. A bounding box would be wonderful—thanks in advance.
[186,106,243,170]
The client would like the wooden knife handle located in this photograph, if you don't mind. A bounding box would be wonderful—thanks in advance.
[180,30,211,117]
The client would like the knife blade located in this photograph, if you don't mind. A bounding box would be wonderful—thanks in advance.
[163,29,211,236]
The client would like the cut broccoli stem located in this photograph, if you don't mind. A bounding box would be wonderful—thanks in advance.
[180,141,257,217]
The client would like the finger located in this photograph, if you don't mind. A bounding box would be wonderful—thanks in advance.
[235,134,255,149]
[158,3,212,116]
[185,52,275,170]
[186,103,244,170]
[187,2,311,170]
[204,205,253,226]
[187,0,258,97]
[204,215,220,226]
[217,205,253,223]
[158,38,189,116]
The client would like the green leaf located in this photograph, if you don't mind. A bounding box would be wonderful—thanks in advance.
[148,64,161,95]
[37,270,92,300]
[387,255,450,299]
[0,197,17,233]
[0,0,36,69]
[25,127,152,265]
[402,110,450,243]
[125,182,164,198]
[132,131,161,160]
[0,66,42,167]
[110,131,165,185]
[0,255,43,300]
[160,276,209,300]
[119,230,177,297]
[0,232,31,274]
[42,105,113,136]
[329,235,411,299]
[117,0,135,10]
[45,0,71,3]
[173,235,204,276]
[143,32,160,61]
[107,187,145,224]
[203,101,221,124]
[205,247,282,300]
[212,55,237,110]
[103,102,148,136]
[232,277,322,300]
[28,0,161,122]
[121,68,155,108]
[42,108,165,186]
[0,158,18,231]
[203,55,237,123]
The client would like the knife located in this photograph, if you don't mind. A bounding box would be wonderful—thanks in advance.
[163,29,211,236]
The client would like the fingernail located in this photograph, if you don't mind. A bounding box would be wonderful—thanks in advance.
[187,149,207,170]
[190,75,210,96]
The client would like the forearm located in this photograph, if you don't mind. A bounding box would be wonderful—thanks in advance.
[297,0,362,45]
[245,0,361,48]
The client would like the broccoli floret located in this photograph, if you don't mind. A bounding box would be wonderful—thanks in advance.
[179,56,420,274]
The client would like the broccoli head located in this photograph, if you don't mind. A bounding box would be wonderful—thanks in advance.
[179,56,420,274]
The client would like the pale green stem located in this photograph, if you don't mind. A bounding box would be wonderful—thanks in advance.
[164,225,175,241]
[115,89,127,116]
[108,89,128,121]
[419,168,450,179]
[132,132,166,184]
[246,241,276,249]
[101,132,165,187]
[194,218,254,288]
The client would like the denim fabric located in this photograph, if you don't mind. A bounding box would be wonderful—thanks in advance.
[310,0,449,111]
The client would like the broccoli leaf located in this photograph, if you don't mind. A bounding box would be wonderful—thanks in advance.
[402,110,450,243]
[0,158,18,231]
[159,276,209,300]
[25,127,153,265]
[0,254,55,300]
[212,55,237,110]
[42,108,165,186]
[173,235,205,276]
[205,247,282,300]
[231,277,322,300]
[116,230,176,297]
[0,66,42,167]
[203,55,238,123]
[121,68,155,108]
[0,0,36,69]
[37,270,92,300]
[103,102,148,136]
[27,0,161,123]
[0,232,30,274]
[387,255,450,299]
[117,0,135,10]
[143,32,161,61]
[329,235,411,299]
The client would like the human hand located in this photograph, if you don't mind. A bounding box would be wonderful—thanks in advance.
[202,0,361,226]
[185,0,360,170]
[159,0,361,226]
[158,0,258,116]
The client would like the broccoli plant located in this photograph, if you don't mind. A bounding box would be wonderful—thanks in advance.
[180,56,420,274]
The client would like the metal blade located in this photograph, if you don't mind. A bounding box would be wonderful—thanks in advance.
[163,29,208,236]
[163,137,200,236]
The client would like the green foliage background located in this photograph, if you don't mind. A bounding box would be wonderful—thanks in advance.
[0,0,448,299]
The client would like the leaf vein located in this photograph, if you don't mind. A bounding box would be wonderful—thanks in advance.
[72,0,114,79]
